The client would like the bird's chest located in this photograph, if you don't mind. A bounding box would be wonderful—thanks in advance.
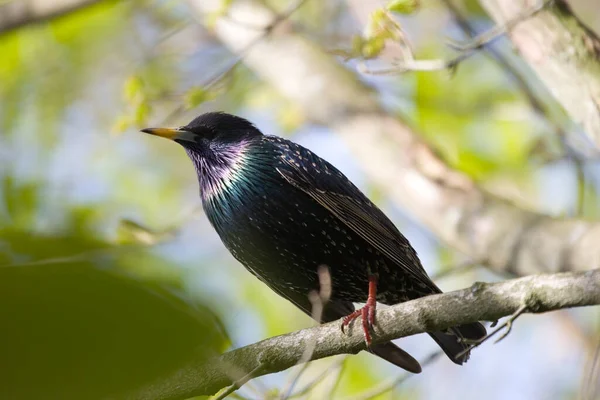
[202,174,375,297]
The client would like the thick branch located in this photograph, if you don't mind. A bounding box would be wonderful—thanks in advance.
[130,269,600,400]
[0,0,100,34]
[479,0,600,149]
[186,0,600,277]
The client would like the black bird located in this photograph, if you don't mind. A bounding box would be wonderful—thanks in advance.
[142,112,486,373]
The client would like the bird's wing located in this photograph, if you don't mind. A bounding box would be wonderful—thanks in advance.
[274,142,438,292]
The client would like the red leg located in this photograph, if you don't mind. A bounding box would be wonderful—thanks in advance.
[341,275,378,346]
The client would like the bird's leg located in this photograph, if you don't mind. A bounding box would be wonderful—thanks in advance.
[341,275,378,346]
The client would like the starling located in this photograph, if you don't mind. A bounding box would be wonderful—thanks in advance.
[142,112,486,373]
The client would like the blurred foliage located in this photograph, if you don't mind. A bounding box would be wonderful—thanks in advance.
[114,57,179,133]
[0,179,229,400]
[0,0,129,141]
[387,0,421,14]
[349,9,407,60]
[412,52,536,181]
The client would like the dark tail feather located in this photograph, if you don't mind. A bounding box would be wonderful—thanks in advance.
[370,342,422,373]
[429,322,487,365]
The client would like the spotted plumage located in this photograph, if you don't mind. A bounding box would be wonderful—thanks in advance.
[142,112,486,373]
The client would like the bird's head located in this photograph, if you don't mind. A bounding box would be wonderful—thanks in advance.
[141,112,262,153]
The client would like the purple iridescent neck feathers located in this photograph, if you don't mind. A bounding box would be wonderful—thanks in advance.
[185,140,251,200]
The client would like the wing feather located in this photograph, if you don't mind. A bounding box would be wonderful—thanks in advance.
[276,151,438,292]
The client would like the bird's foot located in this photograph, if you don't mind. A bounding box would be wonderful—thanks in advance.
[341,297,377,346]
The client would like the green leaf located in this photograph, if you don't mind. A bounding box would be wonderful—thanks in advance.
[134,101,151,126]
[116,219,174,245]
[112,114,131,134]
[124,75,144,103]
[184,86,213,109]
[0,229,229,400]
[387,0,420,14]
[362,36,386,59]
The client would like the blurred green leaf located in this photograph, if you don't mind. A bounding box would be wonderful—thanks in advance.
[387,0,420,14]
[134,101,152,126]
[124,75,145,103]
[276,103,304,133]
[361,36,386,59]
[0,0,128,141]
[0,228,229,400]
[112,114,132,134]
[184,86,215,109]
[116,218,174,245]
[412,55,535,180]
[2,177,39,229]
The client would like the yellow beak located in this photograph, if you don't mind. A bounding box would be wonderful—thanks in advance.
[140,127,181,140]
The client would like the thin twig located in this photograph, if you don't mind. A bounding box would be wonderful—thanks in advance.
[280,265,332,399]
[358,52,472,75]
[456,304,528,360]
[446,0,549,52]
[324,356,348,399]
[360,0,549,75]
[211,362,266,400]
[163,0,311,125]
[286,356,347,399]
[341,351,443,400]
[442,0,571,162]
[583,336,600,400]
[443,1,560,122]
[575,159,586,216]
[0,244,146,269]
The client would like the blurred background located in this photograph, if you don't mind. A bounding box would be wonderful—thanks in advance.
[1,0,600,399]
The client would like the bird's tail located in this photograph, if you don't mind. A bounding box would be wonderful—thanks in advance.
[428,322,487,364]
[369,341,422,373]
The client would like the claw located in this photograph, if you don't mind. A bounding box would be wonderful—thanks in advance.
[341,309,361,334]
[340,275,378,346]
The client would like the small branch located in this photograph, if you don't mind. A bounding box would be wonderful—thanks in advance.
[446,0,548,52]
[162,0,310,125]
[358,55,469,75]
[341,351,443,400]
[360,0,547,75]
[441,0,571,161]
[129,269,600,400]
[324,357,348,399]
[211,362,265,400]
[286,356,346,399]
[0,0,101,34]
[479,0,600,149]
[583,337,600,400]
[280,265,331,399]
[456,303,528,360]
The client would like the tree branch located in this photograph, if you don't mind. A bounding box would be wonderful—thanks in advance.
[479,0,600,149]
[0,0,101,35]
[441,0,571,160]
[129,269,600,400]
[186,0,600,277]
